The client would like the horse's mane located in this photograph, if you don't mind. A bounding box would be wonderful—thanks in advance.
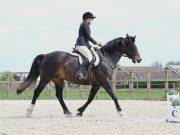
[102,37,123,52]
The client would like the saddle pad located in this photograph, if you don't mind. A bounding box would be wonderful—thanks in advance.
[69,47,100,66]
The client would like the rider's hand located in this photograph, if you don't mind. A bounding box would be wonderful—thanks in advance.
[93,45,101,49]
[96,42,103,47]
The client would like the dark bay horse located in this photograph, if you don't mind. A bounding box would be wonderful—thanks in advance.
[17,34,141,117]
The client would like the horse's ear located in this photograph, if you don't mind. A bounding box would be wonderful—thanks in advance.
[126,34,129,38]
[132,36,136,41]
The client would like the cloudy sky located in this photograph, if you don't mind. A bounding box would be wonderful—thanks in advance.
[0,0,179,72]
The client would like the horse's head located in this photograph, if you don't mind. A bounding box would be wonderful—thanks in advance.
[123,34,142,63]
[102,34,142,65]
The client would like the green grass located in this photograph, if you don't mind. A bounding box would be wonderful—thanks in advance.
[0,88,167,100]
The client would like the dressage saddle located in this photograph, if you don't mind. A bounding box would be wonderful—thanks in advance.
[72,48,97,65]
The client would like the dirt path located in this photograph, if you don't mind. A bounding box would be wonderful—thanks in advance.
[0,100,179,135]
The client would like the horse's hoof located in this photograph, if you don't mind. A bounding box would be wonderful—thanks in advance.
[25,104,34,118]
[26,109,32,118]
[166,118,169,122]
[76,112,83,117]
[77,108,82,112]
[65,112,72,118]
[117,110,126,117]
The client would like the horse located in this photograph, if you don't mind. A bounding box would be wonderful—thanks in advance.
[17,34,142,117]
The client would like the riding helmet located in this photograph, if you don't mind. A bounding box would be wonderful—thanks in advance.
[83,12,96,20]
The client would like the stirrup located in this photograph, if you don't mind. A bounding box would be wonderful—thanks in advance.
[75,72,87,80]
[75,67,88,80]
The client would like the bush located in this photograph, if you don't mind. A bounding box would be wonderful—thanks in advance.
[168,89,177,95]
[172,98,180,106]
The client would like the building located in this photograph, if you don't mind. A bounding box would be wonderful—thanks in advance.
[115,65,180,89]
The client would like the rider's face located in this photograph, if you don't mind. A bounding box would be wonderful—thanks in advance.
[85,19,93,24]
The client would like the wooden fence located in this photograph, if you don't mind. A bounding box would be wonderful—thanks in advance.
[0,69,180,100]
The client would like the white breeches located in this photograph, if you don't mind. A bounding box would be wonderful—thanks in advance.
[76,46,93,63]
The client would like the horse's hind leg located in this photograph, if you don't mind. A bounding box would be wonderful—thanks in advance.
[77,84,100,116]
[26,80,48,117]
[54,80,72,117]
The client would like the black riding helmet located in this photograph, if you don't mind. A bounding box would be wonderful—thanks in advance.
[83,12,96,20]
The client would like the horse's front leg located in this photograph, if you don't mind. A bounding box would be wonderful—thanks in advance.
[77,84,100,116]
[101,80,124,116]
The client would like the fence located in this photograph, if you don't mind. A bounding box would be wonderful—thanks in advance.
[0,69,180,100]
[0,81,180,100]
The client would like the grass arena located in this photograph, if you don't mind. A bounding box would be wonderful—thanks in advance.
[0,100,180,135]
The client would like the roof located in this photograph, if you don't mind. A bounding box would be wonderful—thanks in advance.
[116,66,180,81]
[117,66,159,72]
[165,65,180,75]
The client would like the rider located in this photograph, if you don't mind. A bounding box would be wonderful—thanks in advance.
[75,12,102,80]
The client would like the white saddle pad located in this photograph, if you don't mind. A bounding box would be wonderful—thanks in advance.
[69,47,100,66]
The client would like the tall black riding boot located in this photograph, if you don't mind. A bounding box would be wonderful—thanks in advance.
[75,61,89,80]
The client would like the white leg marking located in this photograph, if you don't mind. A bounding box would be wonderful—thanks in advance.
[117,110,126,117]
[26,104,34,118]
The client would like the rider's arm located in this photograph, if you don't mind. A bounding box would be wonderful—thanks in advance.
[83,24,97,45]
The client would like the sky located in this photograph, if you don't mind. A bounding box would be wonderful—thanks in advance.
[0,0,179,72]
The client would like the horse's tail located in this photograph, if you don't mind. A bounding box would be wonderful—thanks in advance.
[17,54,45,94]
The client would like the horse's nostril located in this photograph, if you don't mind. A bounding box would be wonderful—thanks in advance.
[137,58,142,63]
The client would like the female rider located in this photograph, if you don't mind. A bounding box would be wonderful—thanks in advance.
[75,12,102,80]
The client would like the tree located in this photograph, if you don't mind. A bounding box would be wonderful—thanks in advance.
[151,61,163,69]
[166,61,180,66]
[0,71,15,81]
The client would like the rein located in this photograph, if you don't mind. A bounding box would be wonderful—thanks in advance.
[98,49,114,69]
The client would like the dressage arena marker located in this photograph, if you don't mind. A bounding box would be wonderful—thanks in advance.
[167,92,180,122]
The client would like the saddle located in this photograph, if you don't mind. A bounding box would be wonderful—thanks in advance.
[69,47,115,80]
[70,47,100,67]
